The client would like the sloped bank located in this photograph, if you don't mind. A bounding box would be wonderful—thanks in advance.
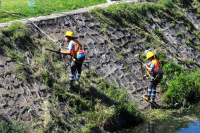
[0,18,144,133]
[0,0,200,132]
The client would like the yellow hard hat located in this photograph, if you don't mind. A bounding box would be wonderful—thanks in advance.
[146,52,154,59]
[64,31,74,37]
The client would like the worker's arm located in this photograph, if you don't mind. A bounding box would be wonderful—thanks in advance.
[60,49,71,55]
[146,65,153,72]
[144,63,153,72]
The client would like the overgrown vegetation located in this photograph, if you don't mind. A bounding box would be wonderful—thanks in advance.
[90,0,200,107]
[0,22,143,132]
[90,0,191,32]
[0,22,37,82]
[2,0,200,132]
[0,120,28,133]
[162,69,200,105]
[158,56,200,106]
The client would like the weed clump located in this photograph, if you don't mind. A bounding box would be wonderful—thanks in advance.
[162,70,200,105]
[0,120,28,133]
[193,30,200,40]
[1,22,32,50]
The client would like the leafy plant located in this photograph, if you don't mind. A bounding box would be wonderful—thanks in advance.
[100,24,108,32]
[194,42,199,46]
[0,120,28,133]
[160,60,183,80]
[186,23,191,30]
[188,41,192,46]
[122,41,125,46]
[162,70,200,104]
[177,0,193,8]
[154,27,163,39]
[187,60,198,65]
[171,21,176,26]
[90,69,96,75]
[176,31,181,35]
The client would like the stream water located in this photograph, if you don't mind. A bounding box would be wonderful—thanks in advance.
[117,102,200,133]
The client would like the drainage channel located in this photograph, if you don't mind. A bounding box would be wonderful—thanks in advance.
[116,101,200,133]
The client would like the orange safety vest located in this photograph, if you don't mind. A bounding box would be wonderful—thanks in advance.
[150,59,161,73]
[70,40,84,57]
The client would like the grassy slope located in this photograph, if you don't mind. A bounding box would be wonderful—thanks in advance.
[89,0,200,125]
[0,0,107,23]
[0,22,143,132]
[90,0,200,104]
[1,0,200,132]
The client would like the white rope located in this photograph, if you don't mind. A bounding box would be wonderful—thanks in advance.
[0,9,61,46]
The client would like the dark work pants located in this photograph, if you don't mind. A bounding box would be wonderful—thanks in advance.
[148,73,163,100]
[69,56,85,84]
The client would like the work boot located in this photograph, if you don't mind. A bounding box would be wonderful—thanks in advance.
[150,97,155,103]
[151,99,155,103]
[148,96,151,101]
[143,95,150,102]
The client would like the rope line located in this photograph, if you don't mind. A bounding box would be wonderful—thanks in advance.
[0,9,62,47]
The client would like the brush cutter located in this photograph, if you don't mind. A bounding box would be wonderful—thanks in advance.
[135,54,145,80]
[42,47,69,54]
[42,47,60,54]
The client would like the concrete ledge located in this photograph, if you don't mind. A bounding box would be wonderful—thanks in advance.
[0,1,135,28]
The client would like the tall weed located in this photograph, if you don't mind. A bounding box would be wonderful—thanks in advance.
[162,70,200,104]
[0,120,29,133]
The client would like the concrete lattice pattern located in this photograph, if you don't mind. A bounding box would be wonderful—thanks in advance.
[0,0,200,130]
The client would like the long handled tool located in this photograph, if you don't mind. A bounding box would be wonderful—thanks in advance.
[42,47,69,54]
[139,55,144,80]
[42,47,60,54]
[135,54,145,80]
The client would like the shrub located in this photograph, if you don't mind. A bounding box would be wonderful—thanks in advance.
[41,71,55,87]
[177,0,193,8]
[0,120,28,133]
[187,60,198,65]
[162,70,200,104]
[160,60,183,80]
[198,34,200,40]
[154,28,163,39]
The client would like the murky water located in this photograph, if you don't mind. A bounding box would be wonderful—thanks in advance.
[119,120,200,133]
[117,102,200,133]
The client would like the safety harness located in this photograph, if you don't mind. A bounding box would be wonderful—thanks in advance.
[70,40,85,63]
[146,59,161,80]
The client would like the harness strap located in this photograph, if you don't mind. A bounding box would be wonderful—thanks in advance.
[72,56,83,63]
[145,67,159,80]
[72,41,79,55]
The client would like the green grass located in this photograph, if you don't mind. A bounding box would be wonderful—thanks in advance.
[161,69,200,105]
[0,0,107,23]
[158,58,200,105]
[2,0,200,131]
[0,120,28,133]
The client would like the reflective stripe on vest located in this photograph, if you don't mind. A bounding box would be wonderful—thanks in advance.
[151,59,161,73]
[70,41,84,57]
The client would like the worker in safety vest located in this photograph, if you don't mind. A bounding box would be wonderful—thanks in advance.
[143,52,163,102]
[60,31,85,87]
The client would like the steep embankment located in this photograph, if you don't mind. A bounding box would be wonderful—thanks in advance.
[1,0,200,132]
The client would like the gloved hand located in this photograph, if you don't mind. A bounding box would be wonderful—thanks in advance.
[143,64,147,68]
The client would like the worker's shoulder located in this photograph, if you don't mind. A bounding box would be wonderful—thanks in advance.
[152,59,159,64]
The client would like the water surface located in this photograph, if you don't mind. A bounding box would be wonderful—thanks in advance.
[117,102,200,133]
